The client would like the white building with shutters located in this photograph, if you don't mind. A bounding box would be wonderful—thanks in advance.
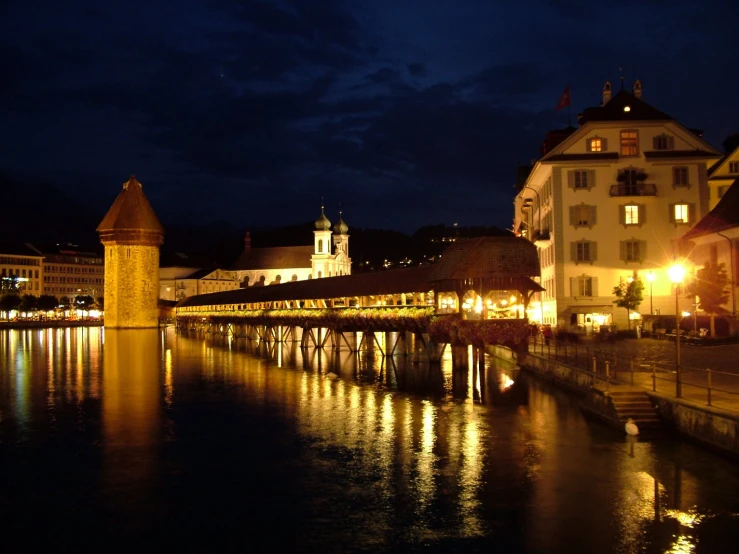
[513,80,722,331]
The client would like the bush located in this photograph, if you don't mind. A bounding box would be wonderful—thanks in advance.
[554,330,580,343]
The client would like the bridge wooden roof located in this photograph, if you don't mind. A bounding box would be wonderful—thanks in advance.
[177,236,543,308]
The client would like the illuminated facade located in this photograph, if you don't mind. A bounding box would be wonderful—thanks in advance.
[707,136,739,208]
[32,243,104,300]
[97,176,164,328]
[232,206,351,286]
[159,267,240,301]
[0,243,44,296]
[514,81,722,330]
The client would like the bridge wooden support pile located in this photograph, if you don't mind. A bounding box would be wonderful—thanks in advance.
[176,318,450,363]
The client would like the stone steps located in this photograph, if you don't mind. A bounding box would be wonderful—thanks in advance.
[610,391,664,434]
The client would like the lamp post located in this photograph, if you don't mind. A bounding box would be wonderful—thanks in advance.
[647,271,655,315]
[668,263,686,398]
[518,186,542,240]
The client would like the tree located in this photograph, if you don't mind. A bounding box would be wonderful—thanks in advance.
[96,296,104,311]
[37,295,59,314]
[74,295,95,310]
[612,278,644,330]
[685,261,729,337]
[0,293,22,320]
[19,294,38,315]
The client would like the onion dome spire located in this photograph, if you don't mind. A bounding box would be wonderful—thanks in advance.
[334,209,349,234]
[314,201,331,230]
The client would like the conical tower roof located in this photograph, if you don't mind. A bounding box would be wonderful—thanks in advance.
[97,176,164,245]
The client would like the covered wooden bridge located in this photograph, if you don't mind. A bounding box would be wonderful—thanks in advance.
[175,236,543,357]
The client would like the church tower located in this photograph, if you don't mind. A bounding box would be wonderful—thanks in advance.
[311,204,332,278]
[332,211,351,276]
[97,176,164,328]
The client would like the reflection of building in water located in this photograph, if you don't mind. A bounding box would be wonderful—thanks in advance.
[102,329,161,498]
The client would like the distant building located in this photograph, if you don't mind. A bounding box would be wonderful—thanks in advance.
[97,176,164,328]
[159,267,240,301]
[513,80,722,331]
[231,206,351,286]
[28,243,104,300]
[0,242,44,296]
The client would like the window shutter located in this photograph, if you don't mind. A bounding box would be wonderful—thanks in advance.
[619,241,626,262]
[668,136,675,149]
[570,277,578,297]
[569,205,576,227]
[590,205,597,227]
[590,241,597,262]
[619,205,625,226]
[689,203,697,224]
[639,203,646,226]
[570,242,577,263]
[652,136,659,150]
[589,170,596,190]
[586,140,592,153]
[600,138,607,152]
[592,277,599,297]
[567,171,574,190]
[669,203,676,223]
[640,240,647,262]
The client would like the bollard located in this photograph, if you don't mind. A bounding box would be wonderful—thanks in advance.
[592,356,597,386]
[652,363,656,392]
[707,369,712,407]
[630,359,634,386]
[605,361,610,390]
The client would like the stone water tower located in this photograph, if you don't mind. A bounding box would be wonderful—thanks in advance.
[97,176,164,328]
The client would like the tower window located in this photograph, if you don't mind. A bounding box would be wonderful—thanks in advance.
[318,240,323,253]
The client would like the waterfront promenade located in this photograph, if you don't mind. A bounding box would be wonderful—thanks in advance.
[529,335,739,413]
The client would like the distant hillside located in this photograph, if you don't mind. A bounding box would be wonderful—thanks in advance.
[0,174,512,270]
[0,173,101,245]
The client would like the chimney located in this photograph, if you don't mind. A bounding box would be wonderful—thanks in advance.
[601,81,612,105]
[244,231,252,252]
[632,79,642,99]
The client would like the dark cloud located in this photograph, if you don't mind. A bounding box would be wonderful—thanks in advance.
[0,0,737,233]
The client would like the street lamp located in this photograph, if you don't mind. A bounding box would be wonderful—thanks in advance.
[646,271,655,315]
[668,263,686,398]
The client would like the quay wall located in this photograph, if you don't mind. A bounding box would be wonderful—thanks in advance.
[487,345,739,459]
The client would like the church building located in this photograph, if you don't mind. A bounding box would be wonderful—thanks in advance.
[232,206,351,286]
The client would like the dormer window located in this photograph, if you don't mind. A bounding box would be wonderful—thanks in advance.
[586,137,607,152]
[653,134,675,151]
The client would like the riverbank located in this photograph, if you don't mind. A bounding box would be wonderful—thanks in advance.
[488,343,739,460]
[0,320,104,330]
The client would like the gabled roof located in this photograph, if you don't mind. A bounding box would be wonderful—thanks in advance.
[428,236,540,280]
[683,177,739,240]
[578,90,673,124]
[707,143,739,177]
[97,176,164,235]
[231,245,313,270]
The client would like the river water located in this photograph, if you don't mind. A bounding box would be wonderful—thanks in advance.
[1,326,738,553]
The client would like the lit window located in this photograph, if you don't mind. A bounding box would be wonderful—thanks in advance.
[674,204,689,224]
[620,130,638,156]
[673,167,689,187]
[588,138,602,152]
[624,205,639,225]
[574,170,589,189]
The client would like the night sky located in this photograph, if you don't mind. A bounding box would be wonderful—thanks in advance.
[2,0,737,233]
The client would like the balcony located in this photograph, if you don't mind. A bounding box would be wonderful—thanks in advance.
[533,229,551,244]
[609,183,657,197]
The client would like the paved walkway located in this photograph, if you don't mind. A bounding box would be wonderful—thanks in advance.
[528,336,739,414]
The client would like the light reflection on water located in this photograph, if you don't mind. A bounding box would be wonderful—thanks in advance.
[1,326,739,552]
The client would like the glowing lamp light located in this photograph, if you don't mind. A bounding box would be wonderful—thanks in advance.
[681,311,691,318]
[623,106,631,112]
[668,264,686,284]
[647,272,655,282]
